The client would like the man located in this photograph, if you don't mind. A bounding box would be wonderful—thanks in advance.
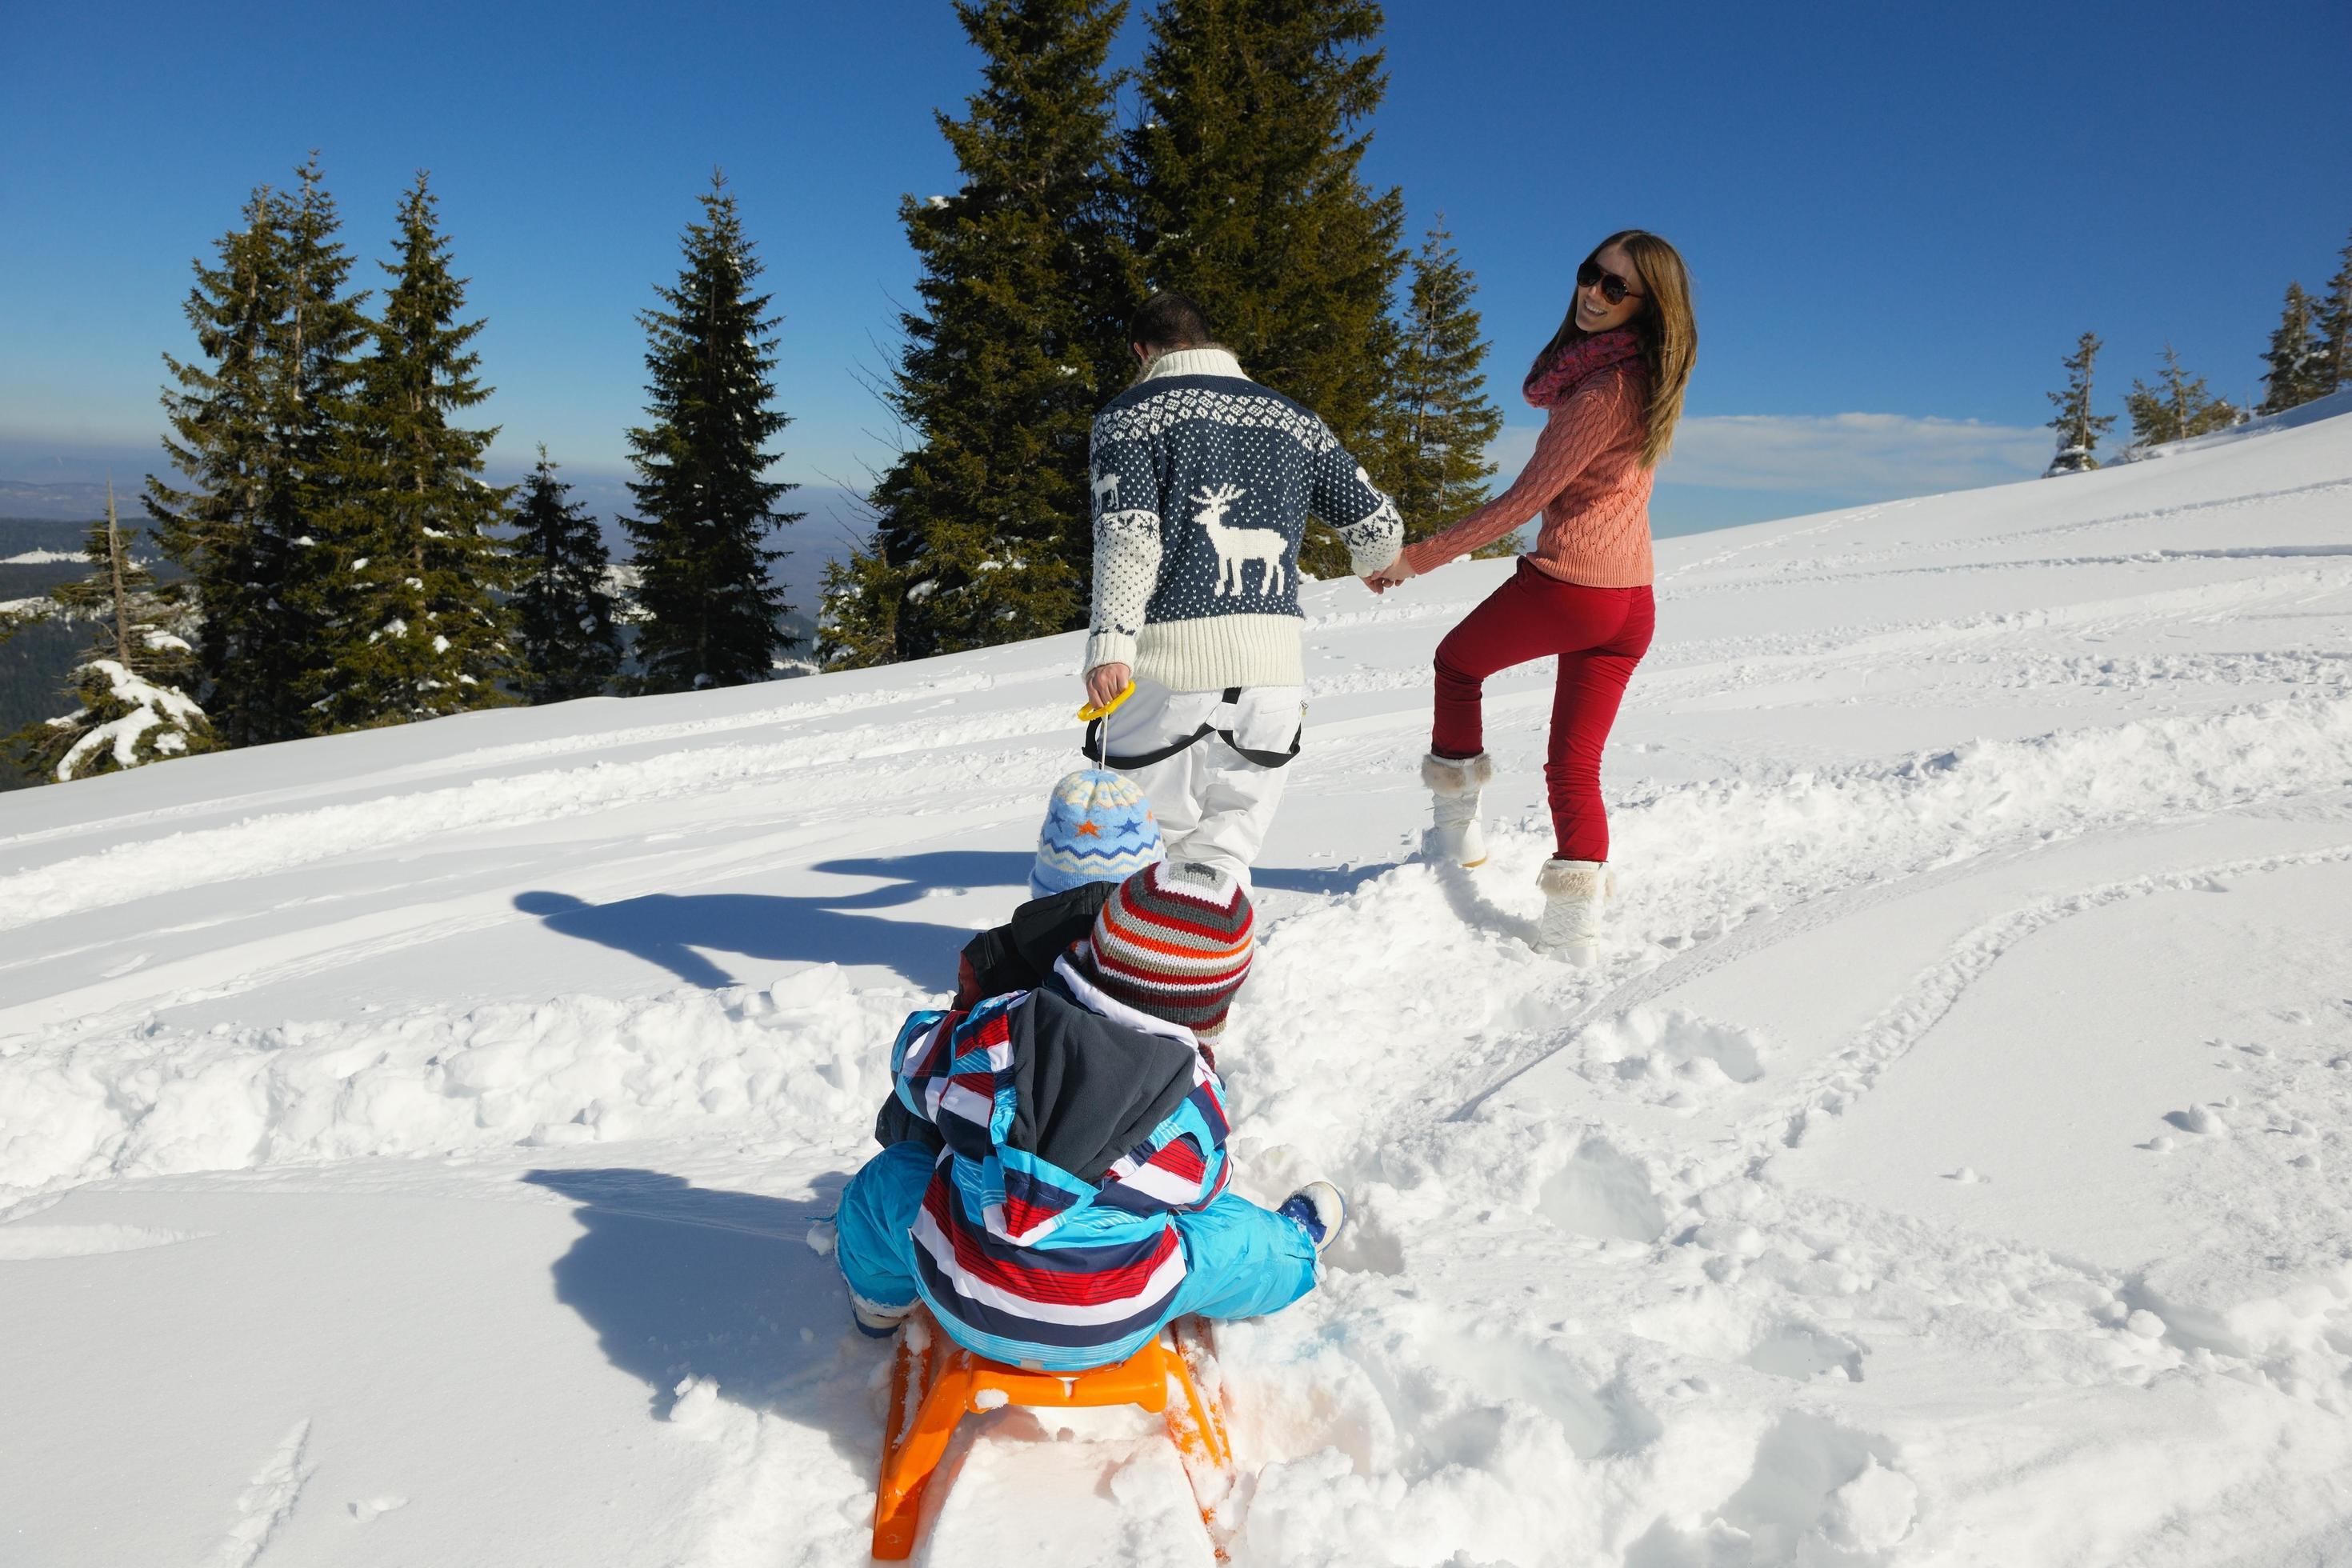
[1082,292,1403,885]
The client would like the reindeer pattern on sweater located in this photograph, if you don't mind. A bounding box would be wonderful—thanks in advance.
[1084,350,1402,690]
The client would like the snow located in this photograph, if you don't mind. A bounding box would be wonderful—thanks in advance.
[2,405,2351,1565]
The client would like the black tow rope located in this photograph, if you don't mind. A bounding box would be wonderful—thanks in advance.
[1083,686,1302,771]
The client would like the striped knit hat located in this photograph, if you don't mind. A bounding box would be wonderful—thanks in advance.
[1031,770,1163,901]
[1075,861,1255,1041]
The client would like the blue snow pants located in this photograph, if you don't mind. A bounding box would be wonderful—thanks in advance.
[834,1140,1319,1358]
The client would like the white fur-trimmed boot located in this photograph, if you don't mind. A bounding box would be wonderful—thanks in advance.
[1420,752,1494,868]
[1535,858,1609,963]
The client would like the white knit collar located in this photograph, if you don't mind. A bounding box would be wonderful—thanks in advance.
[1053,950,1203,1050]
[1138,346,1248,383]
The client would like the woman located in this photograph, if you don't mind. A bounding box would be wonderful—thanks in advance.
[1366,230,1695,961]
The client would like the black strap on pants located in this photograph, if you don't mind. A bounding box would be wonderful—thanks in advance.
[1084,686,1302,771]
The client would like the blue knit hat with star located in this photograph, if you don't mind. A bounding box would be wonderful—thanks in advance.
[1031,769,1164,900]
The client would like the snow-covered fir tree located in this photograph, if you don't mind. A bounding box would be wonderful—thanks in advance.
[2313,230,2350,398]
[2258,282,2326,414]
[623,173,802,692]
[820,0,1133,670]
[148,156,370,747]
[2044,331,2114,474]
[1380,221,1502,548]
[511,447,622,702]
[10,482,217,783]
[1126,0,1406,576]
[298,172,517,731]
[2123,344,2238,449]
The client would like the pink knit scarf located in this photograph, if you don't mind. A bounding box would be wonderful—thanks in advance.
[1522,328,1642,409]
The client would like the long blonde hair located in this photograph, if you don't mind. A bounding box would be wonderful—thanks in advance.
[1536,230,1696,468]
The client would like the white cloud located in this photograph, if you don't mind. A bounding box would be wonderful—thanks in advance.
[1486,412,2051,499]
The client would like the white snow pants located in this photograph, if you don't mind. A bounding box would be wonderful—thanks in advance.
[1099,678,1302,888]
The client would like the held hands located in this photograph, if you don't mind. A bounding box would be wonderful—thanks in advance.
[1360,554,1422,596]
[1084,662,1133,710]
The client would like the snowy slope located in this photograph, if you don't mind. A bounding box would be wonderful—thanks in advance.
[3,407,2351,1567]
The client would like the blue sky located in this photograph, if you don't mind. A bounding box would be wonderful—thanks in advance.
[3,0,2347,542]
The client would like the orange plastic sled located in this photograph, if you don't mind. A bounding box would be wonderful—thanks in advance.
[872,1306,1236,1561]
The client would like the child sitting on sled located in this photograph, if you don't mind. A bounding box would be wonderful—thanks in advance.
[833,855,1346,1371]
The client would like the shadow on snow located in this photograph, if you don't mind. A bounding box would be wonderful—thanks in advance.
[515,847,1390,987]
[513,849,1030,988]
[521,1166,878,1469]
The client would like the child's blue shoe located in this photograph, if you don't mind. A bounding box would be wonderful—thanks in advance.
[850,1291,914,1338]
[1278,1182,1346,1252]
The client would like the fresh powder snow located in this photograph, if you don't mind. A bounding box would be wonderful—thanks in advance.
[2,405,2350,1566]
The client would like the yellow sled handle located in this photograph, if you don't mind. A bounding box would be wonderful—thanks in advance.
[1076,683,1135,722]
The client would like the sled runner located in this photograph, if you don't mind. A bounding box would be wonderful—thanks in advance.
[871,1306,1236,1561]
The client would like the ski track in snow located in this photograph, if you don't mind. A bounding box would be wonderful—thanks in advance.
[4,407,2352,1565]
[207,1419,314,1568]
[0,1220,207,1258]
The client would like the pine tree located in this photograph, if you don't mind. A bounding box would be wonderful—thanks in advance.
[150,157,370,747]
[299,172,517,731]
[11,482,216,783]
[623,172,802,691]
[146,186,290,747]
[1381,222,1502,549]
[2313,230,2351,398]
[2043,331,2114,474]
[820,0,1134,670]
[2258,282,2326,414]
[512,447,622,702]
[266,156,375,736]
[1127,0,1406,576]
[2123,344,2238,449]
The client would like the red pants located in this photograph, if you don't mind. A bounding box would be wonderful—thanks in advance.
[1430,561,1654,863]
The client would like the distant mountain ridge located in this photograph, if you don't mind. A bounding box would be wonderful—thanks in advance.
[0,516,159,557]
[0,479,123,522]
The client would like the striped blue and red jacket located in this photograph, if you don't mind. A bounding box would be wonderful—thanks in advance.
[887,957,1232,1370]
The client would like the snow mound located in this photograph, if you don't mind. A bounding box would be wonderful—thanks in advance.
[0,966,920,1195]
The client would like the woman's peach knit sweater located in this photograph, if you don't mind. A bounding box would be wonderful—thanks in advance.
[1400,350,1654,587]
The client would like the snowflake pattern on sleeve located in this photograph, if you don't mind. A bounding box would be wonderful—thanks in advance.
[1084,416,1166,671]
[1311,444,1403,578]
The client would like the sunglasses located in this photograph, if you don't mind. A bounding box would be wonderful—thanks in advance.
[1576,260,1646,305]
